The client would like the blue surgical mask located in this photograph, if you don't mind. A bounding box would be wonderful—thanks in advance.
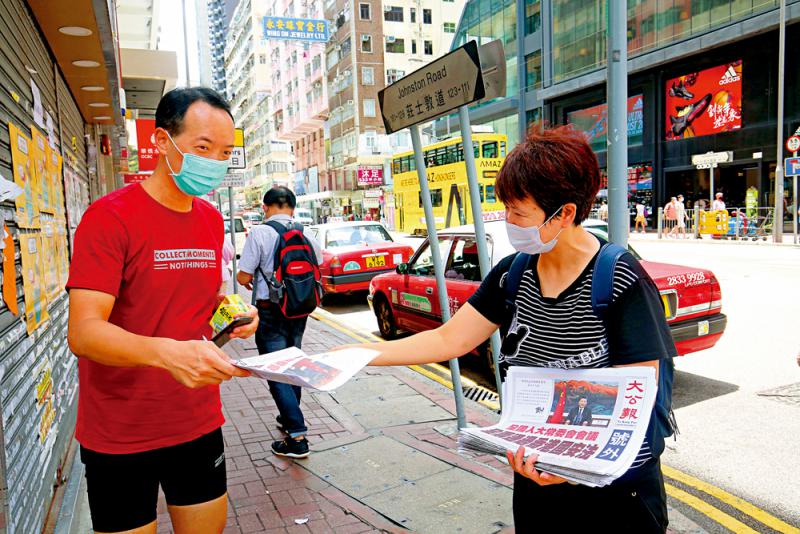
[505,206,564,255]
[165,132,230,196]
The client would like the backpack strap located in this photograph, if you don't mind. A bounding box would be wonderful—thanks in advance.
[590,242,628,320]
[503,253,532,304]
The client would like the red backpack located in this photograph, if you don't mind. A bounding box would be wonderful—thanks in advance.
[260,221,322,318]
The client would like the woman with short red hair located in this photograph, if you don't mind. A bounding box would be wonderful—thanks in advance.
[360,126,676,532]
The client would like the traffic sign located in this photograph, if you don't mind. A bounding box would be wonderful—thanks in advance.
[220,174,246,188]
[229,127,246,170]
[477,40,506,104]
[378,40,485,134]
[786,135,800,153]
[784,157,800,176]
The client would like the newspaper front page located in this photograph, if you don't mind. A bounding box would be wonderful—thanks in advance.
[459,366,657,487]
[232,347,378,391]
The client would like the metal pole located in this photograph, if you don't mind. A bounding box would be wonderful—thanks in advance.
[410,123,467,429]
[607,0,628,247]
[228,186,238,292]
[181,0,192,85]
[794,175,798,244]
[774,0,786,242]
[458,106,503,401]
[709,166,714,205]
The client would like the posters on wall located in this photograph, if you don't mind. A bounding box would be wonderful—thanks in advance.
[20,233,49,334]
[2,225,18,315]
[31,127,51,213]
[31,79,45,129]
[9,123,41,229]
[665,60,742,140]
[49,150,65,220]
[567,95,644,152]
[41,221,60,301]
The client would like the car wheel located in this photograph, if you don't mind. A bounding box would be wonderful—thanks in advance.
[374,296,398,340]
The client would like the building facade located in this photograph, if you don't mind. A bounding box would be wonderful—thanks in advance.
[323,0,464,219]
[225,0,294,208]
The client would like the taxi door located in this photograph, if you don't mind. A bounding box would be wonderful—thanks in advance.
[394,236,454,332]
[442,236,490,316]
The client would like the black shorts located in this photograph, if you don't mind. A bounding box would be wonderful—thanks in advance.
[80,428,227,532]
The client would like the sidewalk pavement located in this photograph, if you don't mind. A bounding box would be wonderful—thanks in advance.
[142,315,706,534]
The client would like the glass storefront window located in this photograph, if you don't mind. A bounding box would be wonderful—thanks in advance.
[525,51,542,91]
[525,0,541,35]
[552,0,777,83]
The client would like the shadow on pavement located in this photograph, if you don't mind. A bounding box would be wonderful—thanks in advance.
[673,370,739,409]
[320,291,370,310]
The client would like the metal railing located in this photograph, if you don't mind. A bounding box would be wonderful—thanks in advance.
[657,207,776,241]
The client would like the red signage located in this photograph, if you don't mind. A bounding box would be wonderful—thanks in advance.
[123,173,150,184]
[665,60,742,141]
[357,166,383,186]
[135,119,158,171]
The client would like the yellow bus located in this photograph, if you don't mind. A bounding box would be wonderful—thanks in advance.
[391,133,507,235]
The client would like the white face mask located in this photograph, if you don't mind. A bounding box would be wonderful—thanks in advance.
[505,206,564,255]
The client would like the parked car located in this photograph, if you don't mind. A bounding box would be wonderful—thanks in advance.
[223,216,248,258]
[309,222,414,296]
[368,220,726,370]
[294,207,314,226]
[241,211,263,229]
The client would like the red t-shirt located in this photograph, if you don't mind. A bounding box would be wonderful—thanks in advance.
[67,184,225,454]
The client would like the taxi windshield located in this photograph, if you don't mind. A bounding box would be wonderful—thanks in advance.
[326,224,392,247]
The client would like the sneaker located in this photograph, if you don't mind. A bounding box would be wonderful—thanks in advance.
[271,437,310,458]
[669,80,694,100]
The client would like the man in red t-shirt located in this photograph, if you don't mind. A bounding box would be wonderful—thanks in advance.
[67,87,258,534]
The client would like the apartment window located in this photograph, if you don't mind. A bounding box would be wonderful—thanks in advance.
[411,40,417,54]
[443,22,455,33]
[385,38,405,53]
[312,55,321,72]
[525,0,541,35]
[525,50,542,90]
[259,54,267,64]
[384,6,403,22]
[365,131,377,148]
[423,8,431,24]
[362,66,375,85]
[386,69,405,84]
[410,7,416,22]
[305,64,312,77]
[361,34,372,52]
[424,40,433,55]
[359,2,371,20]
[363,99,376,117]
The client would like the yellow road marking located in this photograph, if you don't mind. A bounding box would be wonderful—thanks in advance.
[311,309,500,411]
[663,465,800,534]
[665,483,759,533]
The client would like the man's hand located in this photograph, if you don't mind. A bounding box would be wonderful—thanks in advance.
[159,339,251,388]
[230,305,259,340]
[506,447,568,486]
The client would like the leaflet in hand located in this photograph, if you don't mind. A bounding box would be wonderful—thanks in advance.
[232,347,377,391]
[459,366,657,487]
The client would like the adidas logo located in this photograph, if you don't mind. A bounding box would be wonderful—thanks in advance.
[718,65,740,85]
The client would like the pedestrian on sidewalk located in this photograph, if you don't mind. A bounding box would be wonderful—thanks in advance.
[357,125,676,533]
[712,192,726,212]
[634,201,647,233]
[237,186,322,459]
[664,197,677,236]
[669,194,687,238]
[66,87,258,534]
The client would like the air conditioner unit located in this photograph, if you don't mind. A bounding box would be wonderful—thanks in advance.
[361,34,371,42]
[385,35,396,43]
[383,5,392,11]
[347,100,354,106]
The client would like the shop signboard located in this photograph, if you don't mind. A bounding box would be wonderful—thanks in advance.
[567,95,644,152]
[665,61,742,141]
[135,119,158,172]
[357,166,383,186]
[263,17,328,42]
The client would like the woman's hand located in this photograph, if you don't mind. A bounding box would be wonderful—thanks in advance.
[505,446,568,486]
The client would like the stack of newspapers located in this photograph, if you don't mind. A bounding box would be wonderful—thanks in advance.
[459,366,657,487]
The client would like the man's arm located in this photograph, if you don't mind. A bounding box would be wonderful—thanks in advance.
[68,288,250,387]
[237,228,262,290]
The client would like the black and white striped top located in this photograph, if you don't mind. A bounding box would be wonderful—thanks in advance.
[469,245,676,469]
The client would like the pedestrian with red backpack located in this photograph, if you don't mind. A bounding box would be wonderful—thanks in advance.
[237,186,323,458]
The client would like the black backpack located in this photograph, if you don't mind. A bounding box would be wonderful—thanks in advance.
[258,221,322,319]
[503,242,677,457]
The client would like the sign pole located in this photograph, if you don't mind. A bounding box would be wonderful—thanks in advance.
[774,0,786,242]
[607,0,629,247]
[228,186,238,293]
[794,175,798,244]
[458,105,503,401]
[410,123,467,429]
[709,165,714,205]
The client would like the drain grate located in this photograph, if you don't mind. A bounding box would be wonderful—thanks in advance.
[463,386,499,404]
[757,382,800,407]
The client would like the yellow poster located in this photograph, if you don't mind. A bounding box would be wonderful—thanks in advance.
[20,233,49,333]
[49,150,65,219]
[41,221,60,301]
[55,224,70,290]
[9,123,40,229]
[31,127,51,213]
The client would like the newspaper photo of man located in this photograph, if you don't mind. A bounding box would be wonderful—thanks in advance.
[565,397,593,426]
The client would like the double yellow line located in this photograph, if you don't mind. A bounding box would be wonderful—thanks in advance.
[311,309,797,533]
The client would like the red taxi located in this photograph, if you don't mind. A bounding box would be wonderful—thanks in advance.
[310,222,414,296]
[368,221,726,365]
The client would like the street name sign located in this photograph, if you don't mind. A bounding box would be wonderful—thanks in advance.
[378,40,485,134]
[692,151,733,169]
[229,128,246,170]
[477,40,506,104]
[784,157,800,176]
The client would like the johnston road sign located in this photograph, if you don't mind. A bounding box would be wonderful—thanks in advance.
[378,40,485,134]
